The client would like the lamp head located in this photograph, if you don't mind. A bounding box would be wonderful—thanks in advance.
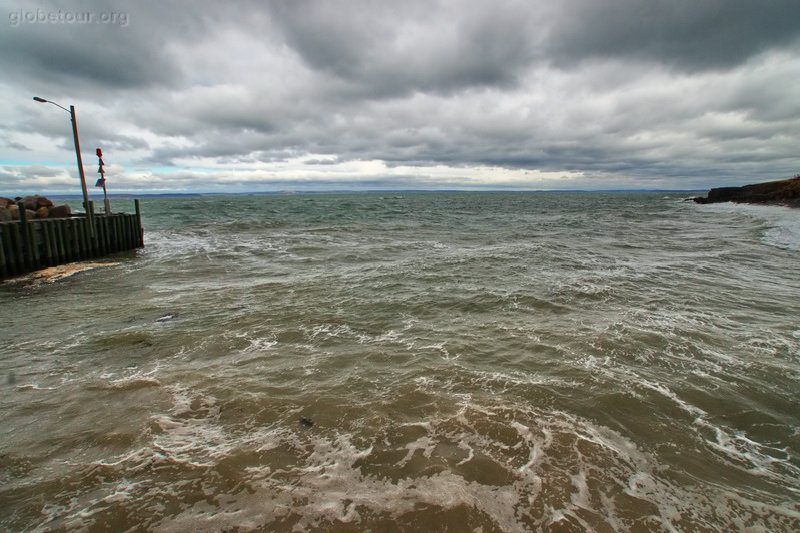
[33,96,48,103]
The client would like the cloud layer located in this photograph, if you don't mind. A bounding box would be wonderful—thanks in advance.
[2,0,799,193]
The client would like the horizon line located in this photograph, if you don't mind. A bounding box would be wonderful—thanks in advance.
[1,188,705,198]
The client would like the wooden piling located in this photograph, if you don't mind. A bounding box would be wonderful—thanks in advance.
[41,220,53,266]
[78,217,89,258]
[70,219,79,261]
[17,202,33,271]
[10,221,23,274]
[134,200,143,247]
[0,225,8,278]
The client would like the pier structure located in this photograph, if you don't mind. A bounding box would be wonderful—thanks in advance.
[0,200,143,279]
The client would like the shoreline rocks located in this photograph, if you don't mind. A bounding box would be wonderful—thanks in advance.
[693,175,800,208]
[0,195,72,221]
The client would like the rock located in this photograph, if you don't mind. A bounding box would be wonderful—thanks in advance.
[21,195,54,210]
[22,196,39,210]
[0,198,72,219]
[48,204,71,218]
[694,175,800,207]
[22,194,53,211]
[36,196,54,208]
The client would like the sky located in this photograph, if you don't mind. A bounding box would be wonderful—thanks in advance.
[1,0,799,195]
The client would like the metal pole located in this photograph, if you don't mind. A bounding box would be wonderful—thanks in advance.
[69,105,95,237]
[102,181,111,214]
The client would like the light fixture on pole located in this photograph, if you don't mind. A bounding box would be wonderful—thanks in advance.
[33,96,94,236]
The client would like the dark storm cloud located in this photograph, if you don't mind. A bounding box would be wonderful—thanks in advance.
[546,0,800,71]
[267,0,541,97]
[0,0,233,93]
[3,11,168,92]
[2,29,175,90]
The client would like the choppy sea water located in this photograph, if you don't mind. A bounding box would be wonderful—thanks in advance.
[1,192,799,532]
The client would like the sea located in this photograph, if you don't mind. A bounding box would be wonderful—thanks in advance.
[1,192,799,532]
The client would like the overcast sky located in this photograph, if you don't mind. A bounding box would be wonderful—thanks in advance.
[1,0,799,194]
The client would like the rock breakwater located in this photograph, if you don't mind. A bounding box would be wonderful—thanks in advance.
[0,195,72,222]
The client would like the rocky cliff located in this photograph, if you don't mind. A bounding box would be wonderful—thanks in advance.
[694,175,800,207]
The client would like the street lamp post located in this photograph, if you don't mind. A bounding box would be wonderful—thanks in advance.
[33,96,94,235]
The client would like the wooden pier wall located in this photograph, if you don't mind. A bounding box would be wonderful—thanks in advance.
[0,199,143,279]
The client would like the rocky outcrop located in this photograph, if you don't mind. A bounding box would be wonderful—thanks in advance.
[0,195,72,220]
[694,175,800,207]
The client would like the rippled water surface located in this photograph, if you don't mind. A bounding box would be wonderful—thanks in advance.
[1,192,799,531]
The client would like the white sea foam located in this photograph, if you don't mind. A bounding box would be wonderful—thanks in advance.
[85,376,162,391]
[760,208,800,251]
[14,383,58,391]
[26,392,800,532]
[705,202,800,251]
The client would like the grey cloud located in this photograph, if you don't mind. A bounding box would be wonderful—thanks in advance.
[13,106,150,154]
[0,0,230,93]
[2,137,31,151]
[546,0,800,71]
[267,0,541,98]
[3,165,65,178]
[3,29,176,90]
[2,0,799,192]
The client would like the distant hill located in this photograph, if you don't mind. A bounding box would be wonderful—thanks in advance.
[694,175,800,208]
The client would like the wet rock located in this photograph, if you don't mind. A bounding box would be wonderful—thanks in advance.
[299,417,314,428]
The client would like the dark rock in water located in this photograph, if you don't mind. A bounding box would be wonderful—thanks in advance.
[694,175,800,207]
[299,417,314,428]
